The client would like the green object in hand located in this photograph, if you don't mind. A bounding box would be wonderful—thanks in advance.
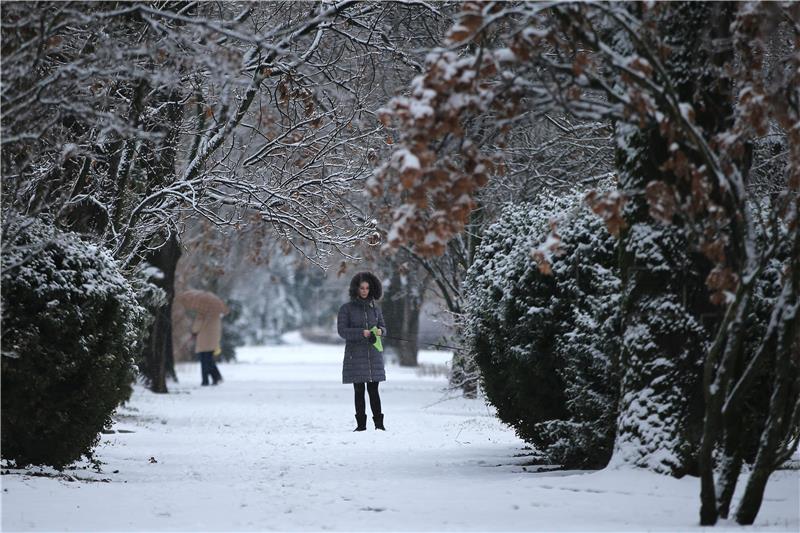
[370,326,383,352]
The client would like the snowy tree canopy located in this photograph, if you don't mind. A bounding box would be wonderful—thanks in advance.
[1,1,440,267]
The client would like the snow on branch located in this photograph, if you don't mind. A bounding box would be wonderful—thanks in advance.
[2,1,423,265]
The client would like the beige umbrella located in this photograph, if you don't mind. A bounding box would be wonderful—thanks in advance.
[175,289,228,315]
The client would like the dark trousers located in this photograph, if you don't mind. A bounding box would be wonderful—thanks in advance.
[354,382,381,417]
[198,351,222,385]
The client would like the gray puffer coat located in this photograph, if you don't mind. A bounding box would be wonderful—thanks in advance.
[338,298,387,384]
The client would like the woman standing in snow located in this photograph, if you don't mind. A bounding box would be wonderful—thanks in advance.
[337,272,387,431]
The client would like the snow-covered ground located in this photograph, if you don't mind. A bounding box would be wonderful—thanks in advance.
[2,333,798,532]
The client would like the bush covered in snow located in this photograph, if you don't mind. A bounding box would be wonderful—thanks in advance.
[463,191,620,468]
[464,191,791,475]
[1,218,146,468]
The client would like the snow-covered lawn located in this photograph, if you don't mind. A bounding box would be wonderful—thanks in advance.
[2,333,798,532]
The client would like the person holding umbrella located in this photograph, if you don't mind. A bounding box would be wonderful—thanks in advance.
[175,289,229,386]
[337,272,387,431]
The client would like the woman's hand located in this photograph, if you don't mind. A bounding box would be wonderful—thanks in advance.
[363,330,371,338]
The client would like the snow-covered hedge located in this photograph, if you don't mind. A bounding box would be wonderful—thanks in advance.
[463,191,620,468]
[1,218,146,468]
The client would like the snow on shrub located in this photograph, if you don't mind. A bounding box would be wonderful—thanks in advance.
[463,190,620,468]
[1,217,146,468]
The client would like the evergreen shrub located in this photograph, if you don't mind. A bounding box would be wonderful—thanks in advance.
[464,191,620,468]
[1,218,146,468]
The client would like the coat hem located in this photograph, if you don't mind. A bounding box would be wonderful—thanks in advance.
[342,376,386,384]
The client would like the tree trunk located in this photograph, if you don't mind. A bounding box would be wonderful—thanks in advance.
[382,265,424,367]
[140,234,181,393]
[382,249,432,368]
[397,293,421,367]
[699,288,752,524]
[715,429,744,519]
[382,269,403,359]
[135,83,184,392]
[736,225,800,524]
[735,377,789,525]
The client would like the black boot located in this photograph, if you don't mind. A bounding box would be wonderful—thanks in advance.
[354,414,367,432]
[373,414,385,431]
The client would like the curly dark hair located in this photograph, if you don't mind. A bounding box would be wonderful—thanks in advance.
[349,271,383,301]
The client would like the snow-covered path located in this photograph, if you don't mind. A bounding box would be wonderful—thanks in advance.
[2,335,798,532]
